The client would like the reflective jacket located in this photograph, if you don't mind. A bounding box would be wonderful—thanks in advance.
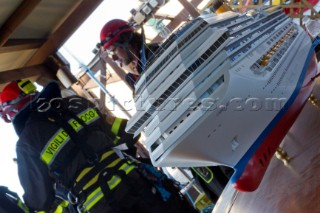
[13,82,138,212]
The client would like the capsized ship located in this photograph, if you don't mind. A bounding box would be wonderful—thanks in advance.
[126,7,319,192]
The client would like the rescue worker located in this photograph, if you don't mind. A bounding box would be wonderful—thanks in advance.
[0,186,29,213]
[100,19,234,203]
[100,19,159,90]
[0,185,73,213]
[0,79,196,213]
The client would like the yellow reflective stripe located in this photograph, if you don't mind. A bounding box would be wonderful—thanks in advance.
[83,176,121,211]
[82,162,134,190]
[69,108,99,132]
[60,200,69,207]
[77,108,100,125]
[114,136,120,145]
[108,176,121,190]
[18,200,29,213]
[111,117,122,136]
[82,163,135,211]
[54,205,63,213]
[104,163,135,190]
[17,200,23,209]
[83,187,104,211]
[75,150,115,182]
[69,119,83,132]
[119,163,135,175]
[41,129,70,165]
[54,200,69,213]
[82,158,122,190]
[40,108,100,166]
[76,165,94,183]
[100,150,116,161]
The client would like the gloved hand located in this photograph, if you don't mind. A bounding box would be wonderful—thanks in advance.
[134,141,150,159]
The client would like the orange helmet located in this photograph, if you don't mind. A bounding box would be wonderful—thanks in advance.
[0,80,37,123]
[100,19,134,50]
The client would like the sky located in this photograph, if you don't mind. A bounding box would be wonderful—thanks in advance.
[0,119,22,196]
[0,0,141,198]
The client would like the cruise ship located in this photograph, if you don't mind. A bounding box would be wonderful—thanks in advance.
[125,7,319,192]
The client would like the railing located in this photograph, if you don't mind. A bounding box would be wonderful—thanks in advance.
[202,0,320,26]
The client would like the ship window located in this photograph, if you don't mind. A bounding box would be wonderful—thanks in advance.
[151,140,161,152]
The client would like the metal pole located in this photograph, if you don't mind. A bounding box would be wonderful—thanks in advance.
[82,64,132,118]
[62,46,132,118]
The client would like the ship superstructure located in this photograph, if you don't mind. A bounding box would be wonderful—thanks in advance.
[126,7,318,191]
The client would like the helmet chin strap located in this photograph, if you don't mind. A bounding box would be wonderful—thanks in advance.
[114,41,140,75]
[122,61,139,75]
[0,93,37,123]
[124,44,136,66]
[114,31,143,74]
[0,109,5,122]
[1,105,17,123]
[1,114,12,123]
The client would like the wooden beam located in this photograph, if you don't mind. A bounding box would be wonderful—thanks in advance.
[99,56,107,113]
[178,0,200,18]
[0,0,42,47]
[50,52,77,84]
[0,64,47,84]
[103,55,134,90]
[154,14,175,21]
[25,0,103,67]
[301,0,320,19]
[0,39,45,53]
[151,0,202,43]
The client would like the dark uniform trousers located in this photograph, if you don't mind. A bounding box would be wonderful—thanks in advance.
[89,169,196,213]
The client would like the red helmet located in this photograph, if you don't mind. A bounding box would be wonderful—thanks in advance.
[100,19,134,50]
[0,80,37,123]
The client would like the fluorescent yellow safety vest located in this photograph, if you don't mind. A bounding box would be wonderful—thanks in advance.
[111,117,123,144]
[40,108,135,212]
[41,108,100,166]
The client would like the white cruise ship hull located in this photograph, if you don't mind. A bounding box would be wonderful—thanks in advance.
[126,8,319,191]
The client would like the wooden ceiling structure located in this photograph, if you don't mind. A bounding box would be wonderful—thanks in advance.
[0,0,205,96]
[0,0,209,115]
[0,0,103,91]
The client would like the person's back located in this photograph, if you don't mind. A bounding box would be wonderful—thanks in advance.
[1,80,196,212]
[16,94,133,210]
